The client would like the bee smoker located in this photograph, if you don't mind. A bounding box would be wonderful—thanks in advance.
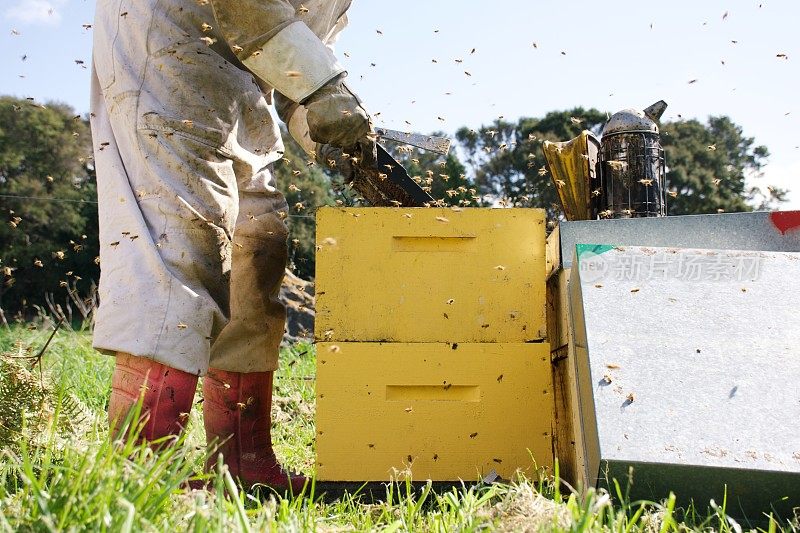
[598,100,668,218]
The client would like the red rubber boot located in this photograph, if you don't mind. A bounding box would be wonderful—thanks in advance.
[203,369,308,494]
[108,353,198,443]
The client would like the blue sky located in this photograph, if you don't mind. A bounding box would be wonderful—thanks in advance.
[2,0,798,207]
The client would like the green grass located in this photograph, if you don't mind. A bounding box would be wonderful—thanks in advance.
[0,322,798,532]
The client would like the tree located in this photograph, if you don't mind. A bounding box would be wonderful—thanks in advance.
[457,109,784,219]
[661,116,784,214]
[272,132,339,280]
[0,97,98,318]
[384,135,476,207]
[457,108,607,218]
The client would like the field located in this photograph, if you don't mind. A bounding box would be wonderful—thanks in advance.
[0,323,796,532]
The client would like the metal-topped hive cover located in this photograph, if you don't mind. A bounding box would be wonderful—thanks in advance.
[601,100,667,137]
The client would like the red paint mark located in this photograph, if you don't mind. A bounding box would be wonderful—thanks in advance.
[769,211,800,235]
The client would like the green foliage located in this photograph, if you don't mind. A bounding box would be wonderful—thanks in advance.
[273,133,338,280]
[385,135,478,207]
[0,327,94,455]
[0,96,98,316]
[662,115,783,214]
[0,357,46,450]
[457,109,785,220]
[457,108,608,218]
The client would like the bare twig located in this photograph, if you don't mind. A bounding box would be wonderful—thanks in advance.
[66,279,97,323]
[30,317,64,371]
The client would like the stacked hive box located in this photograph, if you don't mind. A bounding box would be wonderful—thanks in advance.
[314,207,553,481]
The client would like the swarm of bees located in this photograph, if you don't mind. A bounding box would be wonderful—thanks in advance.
[2,2,791,334]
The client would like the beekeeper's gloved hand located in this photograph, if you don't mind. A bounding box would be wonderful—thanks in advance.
[303,74,376,168]
[317,143,357,182]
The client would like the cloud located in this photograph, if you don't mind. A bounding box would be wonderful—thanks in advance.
[5,0,65,27]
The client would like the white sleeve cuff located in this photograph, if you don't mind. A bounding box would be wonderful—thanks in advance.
[242,20,345,103]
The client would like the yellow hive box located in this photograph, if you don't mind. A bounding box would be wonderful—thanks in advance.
[315,207,547,343]
[315,342,553,481]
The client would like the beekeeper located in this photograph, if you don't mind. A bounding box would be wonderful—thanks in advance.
[90,0,372,493]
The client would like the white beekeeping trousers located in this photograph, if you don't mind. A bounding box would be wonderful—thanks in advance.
[89,0,349,375]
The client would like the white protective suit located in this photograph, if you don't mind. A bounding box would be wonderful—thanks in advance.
[90,0,351,375]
